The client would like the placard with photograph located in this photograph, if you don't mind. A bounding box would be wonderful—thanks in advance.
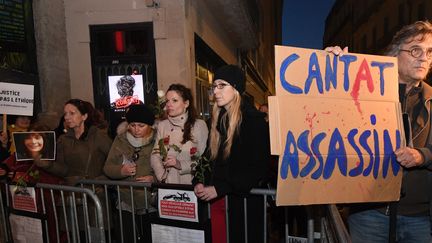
[108,75,144,109]
[13,131,56,161]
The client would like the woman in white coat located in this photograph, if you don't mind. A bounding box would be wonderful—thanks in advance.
[151,84,208,184]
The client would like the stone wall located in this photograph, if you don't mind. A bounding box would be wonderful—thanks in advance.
[33,0,70,128]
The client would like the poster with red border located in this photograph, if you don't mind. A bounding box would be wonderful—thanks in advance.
[158,188,198,222]
[9,185,37,212]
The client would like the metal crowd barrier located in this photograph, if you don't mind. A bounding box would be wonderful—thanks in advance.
[0,183,7,243]
[76,179,155,243]
[0,181,105,243]
[248,188,351,243]
[323,204,351,243]
[1,179,351,243]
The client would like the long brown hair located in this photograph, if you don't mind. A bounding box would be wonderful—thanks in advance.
[166,84,198,144]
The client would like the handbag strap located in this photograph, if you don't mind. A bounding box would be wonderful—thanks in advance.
[83,129,97,177]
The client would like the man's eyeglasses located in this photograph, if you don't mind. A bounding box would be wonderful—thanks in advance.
[399,47,432,59]
[211,83,231,91]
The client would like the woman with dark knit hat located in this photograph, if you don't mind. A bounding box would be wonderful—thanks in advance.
[103,104,156,243]
[193,65,270,243]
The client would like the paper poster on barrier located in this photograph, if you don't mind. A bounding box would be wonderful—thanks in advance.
[0,82,34,116]
[9,214,43,243]
[158,188,198,222]
[269,46,404,206]
[151,224,205,243]
[10,185,37,212]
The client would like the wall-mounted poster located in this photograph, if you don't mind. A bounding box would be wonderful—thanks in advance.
[108,75,144,110]
[13,131,56,161]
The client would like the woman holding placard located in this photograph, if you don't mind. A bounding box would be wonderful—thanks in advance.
[2,123,63,243]
[0,115,33,162]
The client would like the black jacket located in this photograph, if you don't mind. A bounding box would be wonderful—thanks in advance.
[210,101,270,243]
[211,101,270,196]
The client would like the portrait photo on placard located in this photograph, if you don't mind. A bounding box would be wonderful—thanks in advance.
[13,131,56,161]
[108,75,144,109]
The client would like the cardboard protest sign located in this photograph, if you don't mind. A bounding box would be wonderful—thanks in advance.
[108,75,144,109]
[0,82,34,116]
[269,46,404,205]
[13,131,56,161]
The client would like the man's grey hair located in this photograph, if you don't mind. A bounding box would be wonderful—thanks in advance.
[385,20,432,56]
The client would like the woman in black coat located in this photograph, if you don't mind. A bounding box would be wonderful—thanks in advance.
[194,65,270,243]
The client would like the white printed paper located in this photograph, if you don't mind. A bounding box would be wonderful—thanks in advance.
[151,224,204,243]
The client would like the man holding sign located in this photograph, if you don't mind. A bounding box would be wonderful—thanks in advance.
[337,21,432,243]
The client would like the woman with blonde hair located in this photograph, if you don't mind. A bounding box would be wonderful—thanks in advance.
[193,65,270,243]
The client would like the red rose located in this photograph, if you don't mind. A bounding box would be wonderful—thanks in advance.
[163,136,170,145]
[190,147,197,155]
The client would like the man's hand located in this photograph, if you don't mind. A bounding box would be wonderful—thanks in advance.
[324,46,349,56]
[395,147,424,168]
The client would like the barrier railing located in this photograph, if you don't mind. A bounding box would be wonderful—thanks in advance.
[322,204,351,243]
[1,179,350,243]
[76,179,155,243]
[0,181,105,243]
[0,183,9,243]
[76,179,213,243]
[250,188,351,243]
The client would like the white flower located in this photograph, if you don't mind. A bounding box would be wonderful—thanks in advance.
[157,90,165,98]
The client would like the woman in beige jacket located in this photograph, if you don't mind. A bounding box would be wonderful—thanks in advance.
[151,84,208,184]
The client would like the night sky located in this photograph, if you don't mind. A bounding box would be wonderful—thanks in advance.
[282,0,336,49]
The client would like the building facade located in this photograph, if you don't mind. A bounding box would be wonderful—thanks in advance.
[1,0,281,130]
[324,0,432,54]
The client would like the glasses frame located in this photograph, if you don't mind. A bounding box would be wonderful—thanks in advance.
[399,47,432,59]
[211,82,231,91]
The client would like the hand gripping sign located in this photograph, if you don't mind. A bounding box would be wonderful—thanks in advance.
[269,46,404,206]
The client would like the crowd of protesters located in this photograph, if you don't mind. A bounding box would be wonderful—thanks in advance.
[0,69,270,243]
[1,20,432,243]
